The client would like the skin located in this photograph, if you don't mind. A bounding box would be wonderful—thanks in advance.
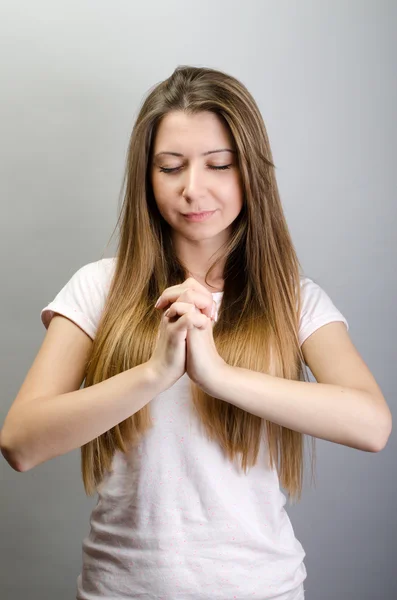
[151,115,392,453]
[151,110,244,292]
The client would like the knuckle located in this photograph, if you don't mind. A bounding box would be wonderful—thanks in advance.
[183,289,195,301]
[187,312,198,325]
[200,313,208,324]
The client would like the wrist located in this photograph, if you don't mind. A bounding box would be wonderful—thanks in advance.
[142,361,171,395]
[197,361,231,397]
[143,360,181,394]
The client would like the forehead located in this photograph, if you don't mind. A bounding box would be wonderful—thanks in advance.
[153,111,234,152]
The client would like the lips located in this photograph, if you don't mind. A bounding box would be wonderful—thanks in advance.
[182,210,216,222]
[184,211,213,216]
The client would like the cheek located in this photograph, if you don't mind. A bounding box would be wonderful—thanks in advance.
[151,172,162,199]
[152,173,176,201]
[151,181,178,224]
[221,178,243,208]
[152,175,167,208]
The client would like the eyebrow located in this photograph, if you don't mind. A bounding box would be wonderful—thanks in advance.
[154,148,236,158]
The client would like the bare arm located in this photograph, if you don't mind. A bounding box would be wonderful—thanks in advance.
[204,322,392,452]
[1,316,166,472]
[1,362,164,472]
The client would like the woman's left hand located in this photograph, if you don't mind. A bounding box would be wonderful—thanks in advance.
[154,278,228,391]
[185,314,227,393]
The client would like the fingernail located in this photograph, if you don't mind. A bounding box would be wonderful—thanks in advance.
[155,297,161,308]
[164,308,170,317]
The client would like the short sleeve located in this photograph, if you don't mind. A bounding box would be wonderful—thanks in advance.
[40,259,113,340]
[298,277,349,347]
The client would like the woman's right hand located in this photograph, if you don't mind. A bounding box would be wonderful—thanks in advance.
[147,302,209,390]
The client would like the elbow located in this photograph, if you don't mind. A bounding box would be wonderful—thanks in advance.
[1,445,26,472]
[368,410,392,453]
[0,429,29,473]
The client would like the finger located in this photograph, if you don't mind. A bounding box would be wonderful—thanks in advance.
[176,289,215,319]
[163,302,209,330]
[155,283,186,310]
[164,301,200,320]
[155,286,200,309]
[171,309,209,331]
[155,277,214,310]
[157,288,215,319]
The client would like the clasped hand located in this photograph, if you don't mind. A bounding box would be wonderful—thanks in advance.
[154,278,227,391]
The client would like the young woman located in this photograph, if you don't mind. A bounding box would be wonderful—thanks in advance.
[1,66,391,600]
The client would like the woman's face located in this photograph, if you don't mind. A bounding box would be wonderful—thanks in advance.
[151,111,243,244]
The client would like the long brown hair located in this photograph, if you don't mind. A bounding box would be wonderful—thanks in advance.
[82,65,315,503]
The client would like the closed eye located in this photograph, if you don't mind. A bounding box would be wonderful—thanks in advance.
[159,165,232,174]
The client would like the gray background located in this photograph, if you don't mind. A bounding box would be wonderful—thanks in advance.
[1,1,396,598]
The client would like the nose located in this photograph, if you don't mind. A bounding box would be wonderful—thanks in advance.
[182,165,206,202]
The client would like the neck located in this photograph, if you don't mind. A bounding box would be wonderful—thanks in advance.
[185,269,224,293]
[172,233,226,293]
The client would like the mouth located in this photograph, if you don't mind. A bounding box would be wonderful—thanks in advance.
[182,210,216,222]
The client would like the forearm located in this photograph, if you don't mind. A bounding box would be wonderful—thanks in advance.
[1,362,164,472]
[207,365,388,452]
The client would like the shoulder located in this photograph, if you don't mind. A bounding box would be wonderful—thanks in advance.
[298,275,349,347]
[56,256,116,301]
[96,256,117,289]
[40,257,117,339]
[71,256,116,290]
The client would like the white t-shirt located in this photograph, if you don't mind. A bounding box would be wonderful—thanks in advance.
[41,258,349,600]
